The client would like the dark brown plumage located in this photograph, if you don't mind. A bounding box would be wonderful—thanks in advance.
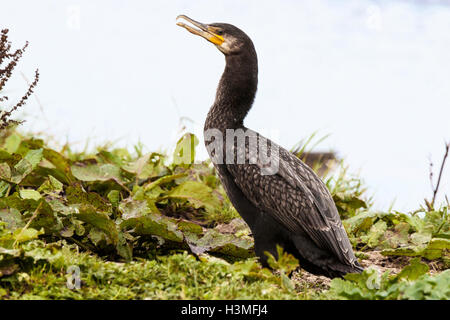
[177,16,363,278]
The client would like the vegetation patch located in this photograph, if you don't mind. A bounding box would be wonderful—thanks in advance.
[0,129,447,300]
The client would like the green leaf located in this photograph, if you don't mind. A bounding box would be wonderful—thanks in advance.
[122,153,160,180]
[143,173,186,191]
[187,229,254,258]
[0,181,9,197]
[382,238,450,260]
[75,204,131,260]
[75,205,118,244]
[327,267,391,300]
[97,150,124,166]
[423,238,450,260]
[365,220,387,247]
[19,189,42,201]
[12,227,44,243]
[5,149,44,184]
[343,211,379,234]
[119,199,151,219]
[166,180,221,213]
[66,186,111,213]
[281,273,295,292]
[173,133,198,166]
[4,134,21,154]
[11,158,33,184]
[23,149,43,169]
[37,175,63,195]
[71,163,122,182]
[381,222,411,248]
[382,247,422,257]
[88,227,110,246]
[410,232,432,246]
[0,247,20,257]
[394,258,429,282]
[0,196,60,233]
[41,148,74,184]
[265,245,299,275]
[0,208,24,230]
[177,220,204,235]
[59,226,74,238]
[107,190,120,207]
[121,213,184,243]
[0,163,11,181]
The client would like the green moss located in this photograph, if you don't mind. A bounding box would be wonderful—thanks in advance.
[1,240,302,300]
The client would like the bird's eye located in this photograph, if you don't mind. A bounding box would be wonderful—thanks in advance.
[216,30,224,36]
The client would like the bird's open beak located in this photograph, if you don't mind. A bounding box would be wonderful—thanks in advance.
[176,15,224,46]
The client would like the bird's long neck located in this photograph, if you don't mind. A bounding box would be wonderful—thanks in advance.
[204,50,258,132]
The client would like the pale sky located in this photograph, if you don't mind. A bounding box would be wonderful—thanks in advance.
[1,0,450,211]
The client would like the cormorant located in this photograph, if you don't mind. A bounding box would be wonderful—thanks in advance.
[176,15,363,278]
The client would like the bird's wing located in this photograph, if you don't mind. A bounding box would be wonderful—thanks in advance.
[225,131,357,266]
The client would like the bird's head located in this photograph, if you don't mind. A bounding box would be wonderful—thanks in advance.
[176,15,253,55]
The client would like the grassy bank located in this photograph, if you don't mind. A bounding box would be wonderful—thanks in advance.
[0,129,448,300]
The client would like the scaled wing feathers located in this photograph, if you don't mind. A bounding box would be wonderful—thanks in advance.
[225,129,358,267]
